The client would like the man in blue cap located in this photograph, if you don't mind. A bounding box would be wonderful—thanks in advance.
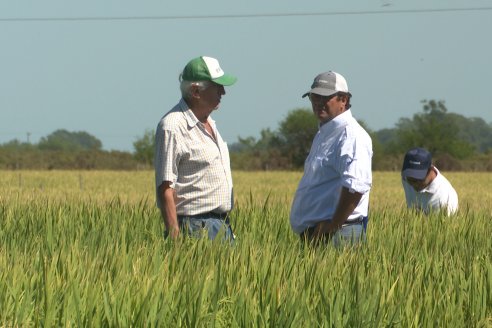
[401,147,458,216]
[154,56,237,241]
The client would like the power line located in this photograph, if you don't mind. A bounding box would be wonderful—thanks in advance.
[1,6,491,22]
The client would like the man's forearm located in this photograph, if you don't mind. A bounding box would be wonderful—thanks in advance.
[158,183,179,238]
[315,187,363,238]
[333,188,361,226]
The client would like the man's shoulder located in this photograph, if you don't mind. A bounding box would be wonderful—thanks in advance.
[343,118,372,144]
[158,104,187,131]
[432,170,455,189]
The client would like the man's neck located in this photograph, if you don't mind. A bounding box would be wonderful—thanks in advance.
[191,107,210,123]
[185,98,211,123]
[423,166,438,188]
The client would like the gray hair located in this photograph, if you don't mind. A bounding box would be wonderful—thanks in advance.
[179,74,212,100]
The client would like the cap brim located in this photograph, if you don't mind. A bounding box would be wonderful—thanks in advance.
[301,88,337,98]
[212,74,237,86]
[402,168,428,180]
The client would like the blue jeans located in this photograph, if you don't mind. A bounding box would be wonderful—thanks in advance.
[177,214,235,242]
[331,221,366,248]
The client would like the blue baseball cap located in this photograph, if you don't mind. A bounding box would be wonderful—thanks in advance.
[401,147,432,180]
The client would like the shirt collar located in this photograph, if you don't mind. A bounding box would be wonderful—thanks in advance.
[179,98,199,128]
[179,98,216,128]
[420,167,441,193]
[319,109,353,131]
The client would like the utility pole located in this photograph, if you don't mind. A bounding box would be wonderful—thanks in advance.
[27,132,31,144]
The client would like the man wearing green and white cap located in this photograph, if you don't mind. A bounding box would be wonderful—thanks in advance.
[155,56,237,241]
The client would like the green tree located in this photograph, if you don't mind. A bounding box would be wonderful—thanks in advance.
[0,139,36,151]
[231,129,288,170]
[449,114,492,153]
[395,100,474,159]
[133,129,155,165]
[278,108,318,167]
[38,129,102,151]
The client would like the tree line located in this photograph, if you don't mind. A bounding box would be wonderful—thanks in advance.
[229,100,492,171]
[1,100,492,171]
[0,130,141,170]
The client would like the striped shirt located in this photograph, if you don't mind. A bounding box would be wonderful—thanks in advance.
[154,98,233,215]
[290,109,373,234]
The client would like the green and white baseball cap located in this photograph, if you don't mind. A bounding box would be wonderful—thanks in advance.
[181,56,237,86]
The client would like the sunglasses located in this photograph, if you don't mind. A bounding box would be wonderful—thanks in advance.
[308,93,339,108]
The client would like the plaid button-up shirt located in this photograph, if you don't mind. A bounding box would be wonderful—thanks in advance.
[154,99,233,215]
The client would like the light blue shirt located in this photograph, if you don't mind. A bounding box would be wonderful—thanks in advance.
[290,110,373,234]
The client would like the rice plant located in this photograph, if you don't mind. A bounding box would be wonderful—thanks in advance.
[0,171,491,326]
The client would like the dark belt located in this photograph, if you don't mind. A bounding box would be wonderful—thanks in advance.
[343,216,366,226]
[178,212,229,220]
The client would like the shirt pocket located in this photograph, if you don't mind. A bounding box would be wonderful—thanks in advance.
[181,139,219,171]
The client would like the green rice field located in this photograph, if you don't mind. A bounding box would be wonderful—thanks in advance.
[0,171,491,327]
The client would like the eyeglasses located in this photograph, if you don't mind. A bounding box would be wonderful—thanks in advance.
[308,93,338,106]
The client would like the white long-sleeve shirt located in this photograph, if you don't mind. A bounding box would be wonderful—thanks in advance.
[402,167,458,216]
[290,110,373,234]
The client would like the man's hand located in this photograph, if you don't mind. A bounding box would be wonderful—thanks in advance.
[311,187,364,242]
[166,226,180,239]
[312,220,337,240]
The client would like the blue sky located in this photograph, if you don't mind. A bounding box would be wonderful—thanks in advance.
[1,1,491,151]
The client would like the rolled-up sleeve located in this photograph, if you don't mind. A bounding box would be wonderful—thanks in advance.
[338,129,372,194]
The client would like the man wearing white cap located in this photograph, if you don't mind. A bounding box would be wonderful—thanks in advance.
[290,71,373,247]
[401,147,458,216]
[155,56,236,241]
